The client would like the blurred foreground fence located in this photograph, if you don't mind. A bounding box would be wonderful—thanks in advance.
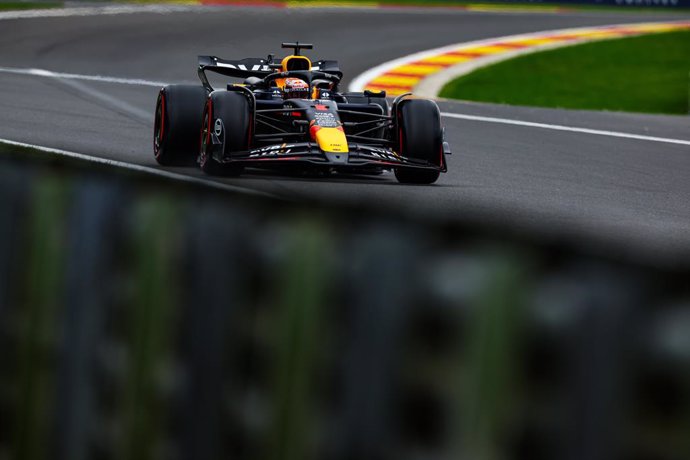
[1,150,689,460]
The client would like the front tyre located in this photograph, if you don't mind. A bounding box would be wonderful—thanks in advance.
[394,99,443,185]
[153,85,207,166]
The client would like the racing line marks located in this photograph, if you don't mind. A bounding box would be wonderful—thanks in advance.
[56,77,152,122]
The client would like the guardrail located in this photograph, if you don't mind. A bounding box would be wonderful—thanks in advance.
[1,149,689,460]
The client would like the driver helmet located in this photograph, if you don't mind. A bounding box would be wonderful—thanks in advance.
[284,78,309,99]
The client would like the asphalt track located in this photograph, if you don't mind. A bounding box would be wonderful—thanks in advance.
[2,5,690,259]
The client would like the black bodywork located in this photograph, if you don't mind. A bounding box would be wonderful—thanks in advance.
[196,51,451,174]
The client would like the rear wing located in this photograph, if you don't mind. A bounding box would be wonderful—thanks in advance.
[197,55,343,91]
[197,56,271,90]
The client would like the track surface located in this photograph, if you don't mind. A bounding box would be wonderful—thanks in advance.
[2,6,690,257]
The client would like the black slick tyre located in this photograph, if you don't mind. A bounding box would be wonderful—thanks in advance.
[394,99,443,185]
[153,85,207,166]
[199,91,251,176]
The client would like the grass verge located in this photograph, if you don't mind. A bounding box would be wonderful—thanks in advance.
[439,30,690,115]
[0,2,62,11]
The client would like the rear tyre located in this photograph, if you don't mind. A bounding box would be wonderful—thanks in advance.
[394,99,443,185]
[153,85,207,166]
[199,91,251,176]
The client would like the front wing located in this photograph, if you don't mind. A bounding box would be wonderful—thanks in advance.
[220,142,447,172]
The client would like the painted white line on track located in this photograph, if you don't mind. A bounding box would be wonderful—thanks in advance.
[2,66,688,151]
[442,112,690,147]
[0,5,196,21]
[0,138,280,199]
[0,66,171,87]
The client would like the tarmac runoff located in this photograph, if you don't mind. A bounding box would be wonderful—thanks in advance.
[348,20,690,97]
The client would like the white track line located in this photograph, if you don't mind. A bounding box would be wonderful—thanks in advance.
[0,66,170,87]
[1,66,688,159]
[442,112,690,147]
[0,5,196,21]
[0,138,280,199]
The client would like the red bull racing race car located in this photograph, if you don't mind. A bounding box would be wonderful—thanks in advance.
[153,42,450,184]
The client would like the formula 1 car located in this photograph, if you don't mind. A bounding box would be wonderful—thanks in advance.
[153,42,450,184]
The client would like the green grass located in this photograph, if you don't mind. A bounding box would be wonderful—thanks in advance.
[0,2,62,11]
[440,30,690,115]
